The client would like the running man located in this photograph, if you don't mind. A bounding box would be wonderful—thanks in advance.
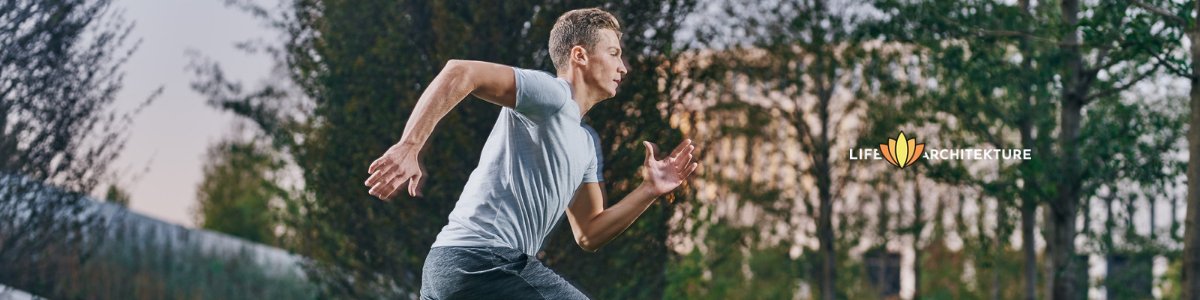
[363,8,698,299]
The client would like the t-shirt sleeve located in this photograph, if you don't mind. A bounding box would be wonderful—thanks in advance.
[512,67,569,123]
[582,125,604,183]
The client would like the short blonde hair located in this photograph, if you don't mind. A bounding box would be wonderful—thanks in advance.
[548,8,621,71]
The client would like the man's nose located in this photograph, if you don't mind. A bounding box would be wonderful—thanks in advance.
[619,60,629,75]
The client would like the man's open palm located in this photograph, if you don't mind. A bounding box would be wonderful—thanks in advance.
[641,139,699,196]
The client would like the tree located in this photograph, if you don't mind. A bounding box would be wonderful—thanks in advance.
[1127,1,1200,298]
[0,0,156,296]
[194,126,287,246]
[683,0,917,298]
[104,184,131,207]
[870,2,1057,297]
[875,0,1181,298]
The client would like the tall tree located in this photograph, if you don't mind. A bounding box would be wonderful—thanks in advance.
[876,0,1181,298]
[1048,1,1176,297]
[194,127,288,246]
[876,1,1055,297]
[1128,0,1200,298]
[0,0,155,296]
[104,184,131,207]
[688,0,915,298]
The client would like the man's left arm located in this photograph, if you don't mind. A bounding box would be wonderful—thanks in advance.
[566,139,698,252]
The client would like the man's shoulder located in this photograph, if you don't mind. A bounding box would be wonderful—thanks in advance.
[516,68,566,92]
[514,67,555,78]
[512,67,571,119]
[513,67,559,87]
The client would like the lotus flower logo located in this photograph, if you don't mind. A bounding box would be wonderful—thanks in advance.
[880,132,925,169]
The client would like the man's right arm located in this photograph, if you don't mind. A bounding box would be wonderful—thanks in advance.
[365,59,515,201]
[397,59,516,148]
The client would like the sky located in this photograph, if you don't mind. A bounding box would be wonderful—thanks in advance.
[110,0,275,227]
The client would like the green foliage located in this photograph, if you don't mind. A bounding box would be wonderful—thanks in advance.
[1161,257,1184,299]
[1080,94,1188,202]
[683,0,917,298]
[869,0,1187,296]
[664,221,805,299]
[195,134,288,246]
[105,185,132,207]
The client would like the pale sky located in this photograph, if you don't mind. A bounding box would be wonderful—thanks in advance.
[110,0,275,227]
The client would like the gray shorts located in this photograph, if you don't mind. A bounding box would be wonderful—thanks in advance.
[420,246,589,300]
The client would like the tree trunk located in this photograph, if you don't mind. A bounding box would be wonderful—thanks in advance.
[1050,84,1083,300]
[815,112,835,300]
[1021,197,1038,300]
[1182,4,1200,297]
[912,172,923,299]
[1051,0,1084,298]
[813,59,836,299]
[1017,0,1040,294]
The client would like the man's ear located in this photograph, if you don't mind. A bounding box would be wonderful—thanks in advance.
[570,45,589,67]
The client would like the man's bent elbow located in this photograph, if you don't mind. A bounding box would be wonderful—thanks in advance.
[575,236,601,253]
[437,59,478,95]
[442,59,470,80]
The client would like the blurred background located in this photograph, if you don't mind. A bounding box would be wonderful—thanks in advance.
[1,0,1197,299]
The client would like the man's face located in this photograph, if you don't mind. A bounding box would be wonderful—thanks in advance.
[582,29,628,99]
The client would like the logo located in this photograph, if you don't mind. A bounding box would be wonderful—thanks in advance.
[879,132,924,169]
[849,132,1033,169]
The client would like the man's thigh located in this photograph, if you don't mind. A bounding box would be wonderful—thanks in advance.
[513,257,589,300]
[421,247,587,300]
[483,247,588,299]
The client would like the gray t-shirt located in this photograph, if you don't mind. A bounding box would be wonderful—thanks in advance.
[431,67,604,256]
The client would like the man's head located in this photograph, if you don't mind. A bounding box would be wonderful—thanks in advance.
[549,8,627,98]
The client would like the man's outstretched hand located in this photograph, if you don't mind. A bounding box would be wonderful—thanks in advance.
[641,139,699,196]
[365,143,425,201]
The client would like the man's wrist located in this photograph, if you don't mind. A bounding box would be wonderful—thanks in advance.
[634,182,661,202]
[394,138,424,152]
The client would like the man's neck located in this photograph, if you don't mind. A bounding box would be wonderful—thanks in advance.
[557,69,602,117]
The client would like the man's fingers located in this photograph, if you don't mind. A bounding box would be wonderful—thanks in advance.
[365,171,382,187]
[369,181,389,201]
[369,157,385,174]
[416,164,427,197]
[406,173,418,197]
[397,173,422,199]
[383,178,406,201]
[376,171,424,201]
[412,170,429,197]
[643,141,659,161]
[400,175,415,198]
[364,164,396,186]
[674,151,694,169]
[669,144,695,169]
[376,172,408,200]
[669,139,692,159]
[365,161,393,186]
[683,162,699,178]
